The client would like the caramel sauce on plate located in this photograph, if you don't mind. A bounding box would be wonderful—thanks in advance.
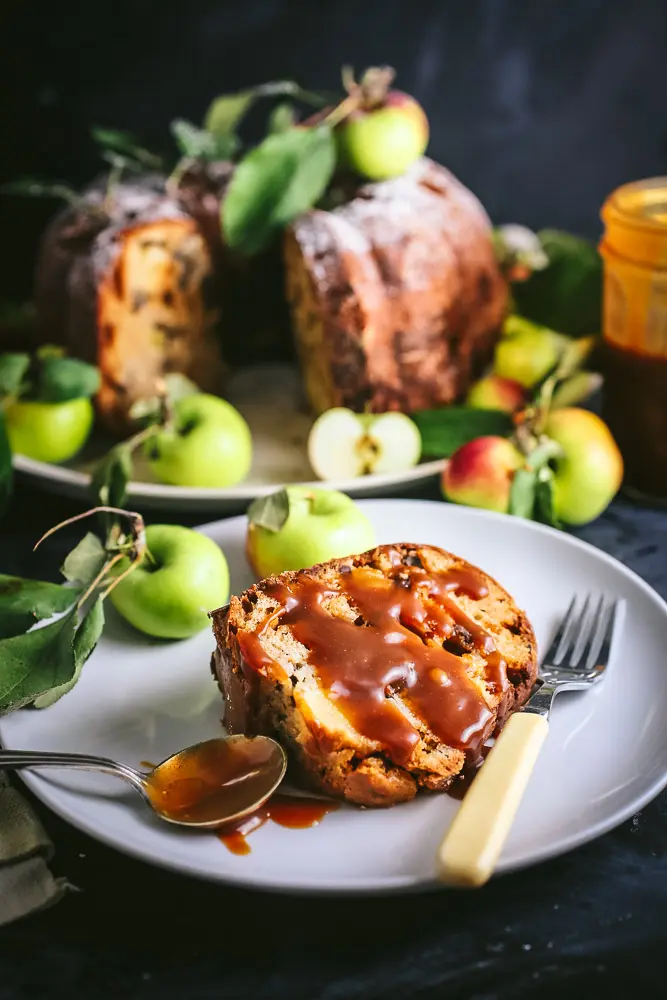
[218,795,339,855]
[238,553,506,762]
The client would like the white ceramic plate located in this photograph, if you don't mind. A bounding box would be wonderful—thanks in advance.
[13,364,444,513]
[1,499,666,895]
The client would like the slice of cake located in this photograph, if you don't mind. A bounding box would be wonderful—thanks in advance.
[211,543,537,807]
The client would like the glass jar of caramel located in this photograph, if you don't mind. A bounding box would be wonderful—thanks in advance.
[599,177,667,502]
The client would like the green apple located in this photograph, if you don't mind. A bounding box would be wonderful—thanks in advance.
[308,407,421,480]
[494,319,562,389]
[337,91,429,181]
[4,397,94,464]
[147,394,252,488]
[246,485,376,578]
[545,408,623,525]
[109,524,229,639]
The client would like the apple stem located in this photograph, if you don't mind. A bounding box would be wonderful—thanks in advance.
[76,550,124,610]
[33,506,144,552]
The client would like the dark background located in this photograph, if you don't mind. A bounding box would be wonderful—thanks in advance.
[2,4,667,998]
[1,0,667,303]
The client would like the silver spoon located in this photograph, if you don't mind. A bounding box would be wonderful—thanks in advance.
[0,735,287,830]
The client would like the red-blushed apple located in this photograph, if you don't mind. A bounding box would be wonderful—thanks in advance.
[246,485,376,578]
[442,436,523,514]
[336,90,429,181]
[147,394,252,489]
[5,397,94,464]
[545,408,623,525]
[466,375,527,413]
[109,524,230,639]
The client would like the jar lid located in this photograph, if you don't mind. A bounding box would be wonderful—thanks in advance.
[601,177,667,268]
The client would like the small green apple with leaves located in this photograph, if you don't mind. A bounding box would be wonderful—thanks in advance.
[246,485,375,578]
[336,67,429,181]
[0,349,99,465]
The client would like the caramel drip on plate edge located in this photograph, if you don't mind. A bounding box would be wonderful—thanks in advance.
[239,552,507,763]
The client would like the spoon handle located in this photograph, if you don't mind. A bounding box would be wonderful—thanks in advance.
[0,749,147,794]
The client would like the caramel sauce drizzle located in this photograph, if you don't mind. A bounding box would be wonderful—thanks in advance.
[239,555,507,762]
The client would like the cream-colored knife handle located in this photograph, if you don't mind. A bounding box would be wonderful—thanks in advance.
[436,712,549,888]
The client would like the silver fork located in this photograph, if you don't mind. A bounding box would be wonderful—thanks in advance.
[437,595,622,887]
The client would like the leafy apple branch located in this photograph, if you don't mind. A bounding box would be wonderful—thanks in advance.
[0,505,150,715]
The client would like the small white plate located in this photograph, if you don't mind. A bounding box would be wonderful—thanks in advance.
[1,500,666,894]
[13,364,444,513]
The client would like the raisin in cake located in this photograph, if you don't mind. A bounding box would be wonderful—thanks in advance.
[284,158,508,416]
[210,543,537,807]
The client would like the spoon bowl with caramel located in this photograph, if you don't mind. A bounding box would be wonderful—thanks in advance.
[0,735,287,830]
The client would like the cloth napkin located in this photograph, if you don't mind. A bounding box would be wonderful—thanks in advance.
[0,773,71,927]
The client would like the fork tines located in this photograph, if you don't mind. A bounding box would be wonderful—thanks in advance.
[544,595,619,674]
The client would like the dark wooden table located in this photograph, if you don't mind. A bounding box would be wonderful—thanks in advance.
[1,480,667,1000]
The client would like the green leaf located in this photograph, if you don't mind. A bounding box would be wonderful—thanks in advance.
[269,102,297,133]
[508,467,537,519]
[0,411,13,518]
[247,488,290,532]
[37,355,100,402]
[61,532,107,587]
[92,127,162,170]
[512,229,602,337]
[0,606,78,714]
[205,90,256,138]
[411,407,513,458]
[170,119,238,161]
[33,597,105,709]
[91,444,132,509]
[222,125,336,255]
[534,468,561,528]
[0,353,30,397]
[0,178,80,205]
[0,574,78,640]
[552,371,603,409]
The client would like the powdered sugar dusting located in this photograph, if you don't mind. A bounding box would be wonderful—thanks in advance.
[292,159,492,278]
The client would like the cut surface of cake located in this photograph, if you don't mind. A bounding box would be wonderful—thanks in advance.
[284,158,508,416]
[211,543,537,807]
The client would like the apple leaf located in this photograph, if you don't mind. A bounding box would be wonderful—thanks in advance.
[37,355,100,402]
[534,468,561,529]
[0,410,13,518]
[0,352,30,397]
[61,532,107,588]
[170,118,239,162]
[92,443,132,509]
[0,606,79,714]
[269,103,297,134]
[205,90,256,138]
[512,229,602,337]
[247,489,290,533]
[222,125,337,255]
[91,127,163,171]
[0,575,79,640]
[411,408,513,458]
[508,467,537,520]
[33,597,105,709]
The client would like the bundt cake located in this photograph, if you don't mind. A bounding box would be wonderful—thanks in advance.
[284,158,508,415]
